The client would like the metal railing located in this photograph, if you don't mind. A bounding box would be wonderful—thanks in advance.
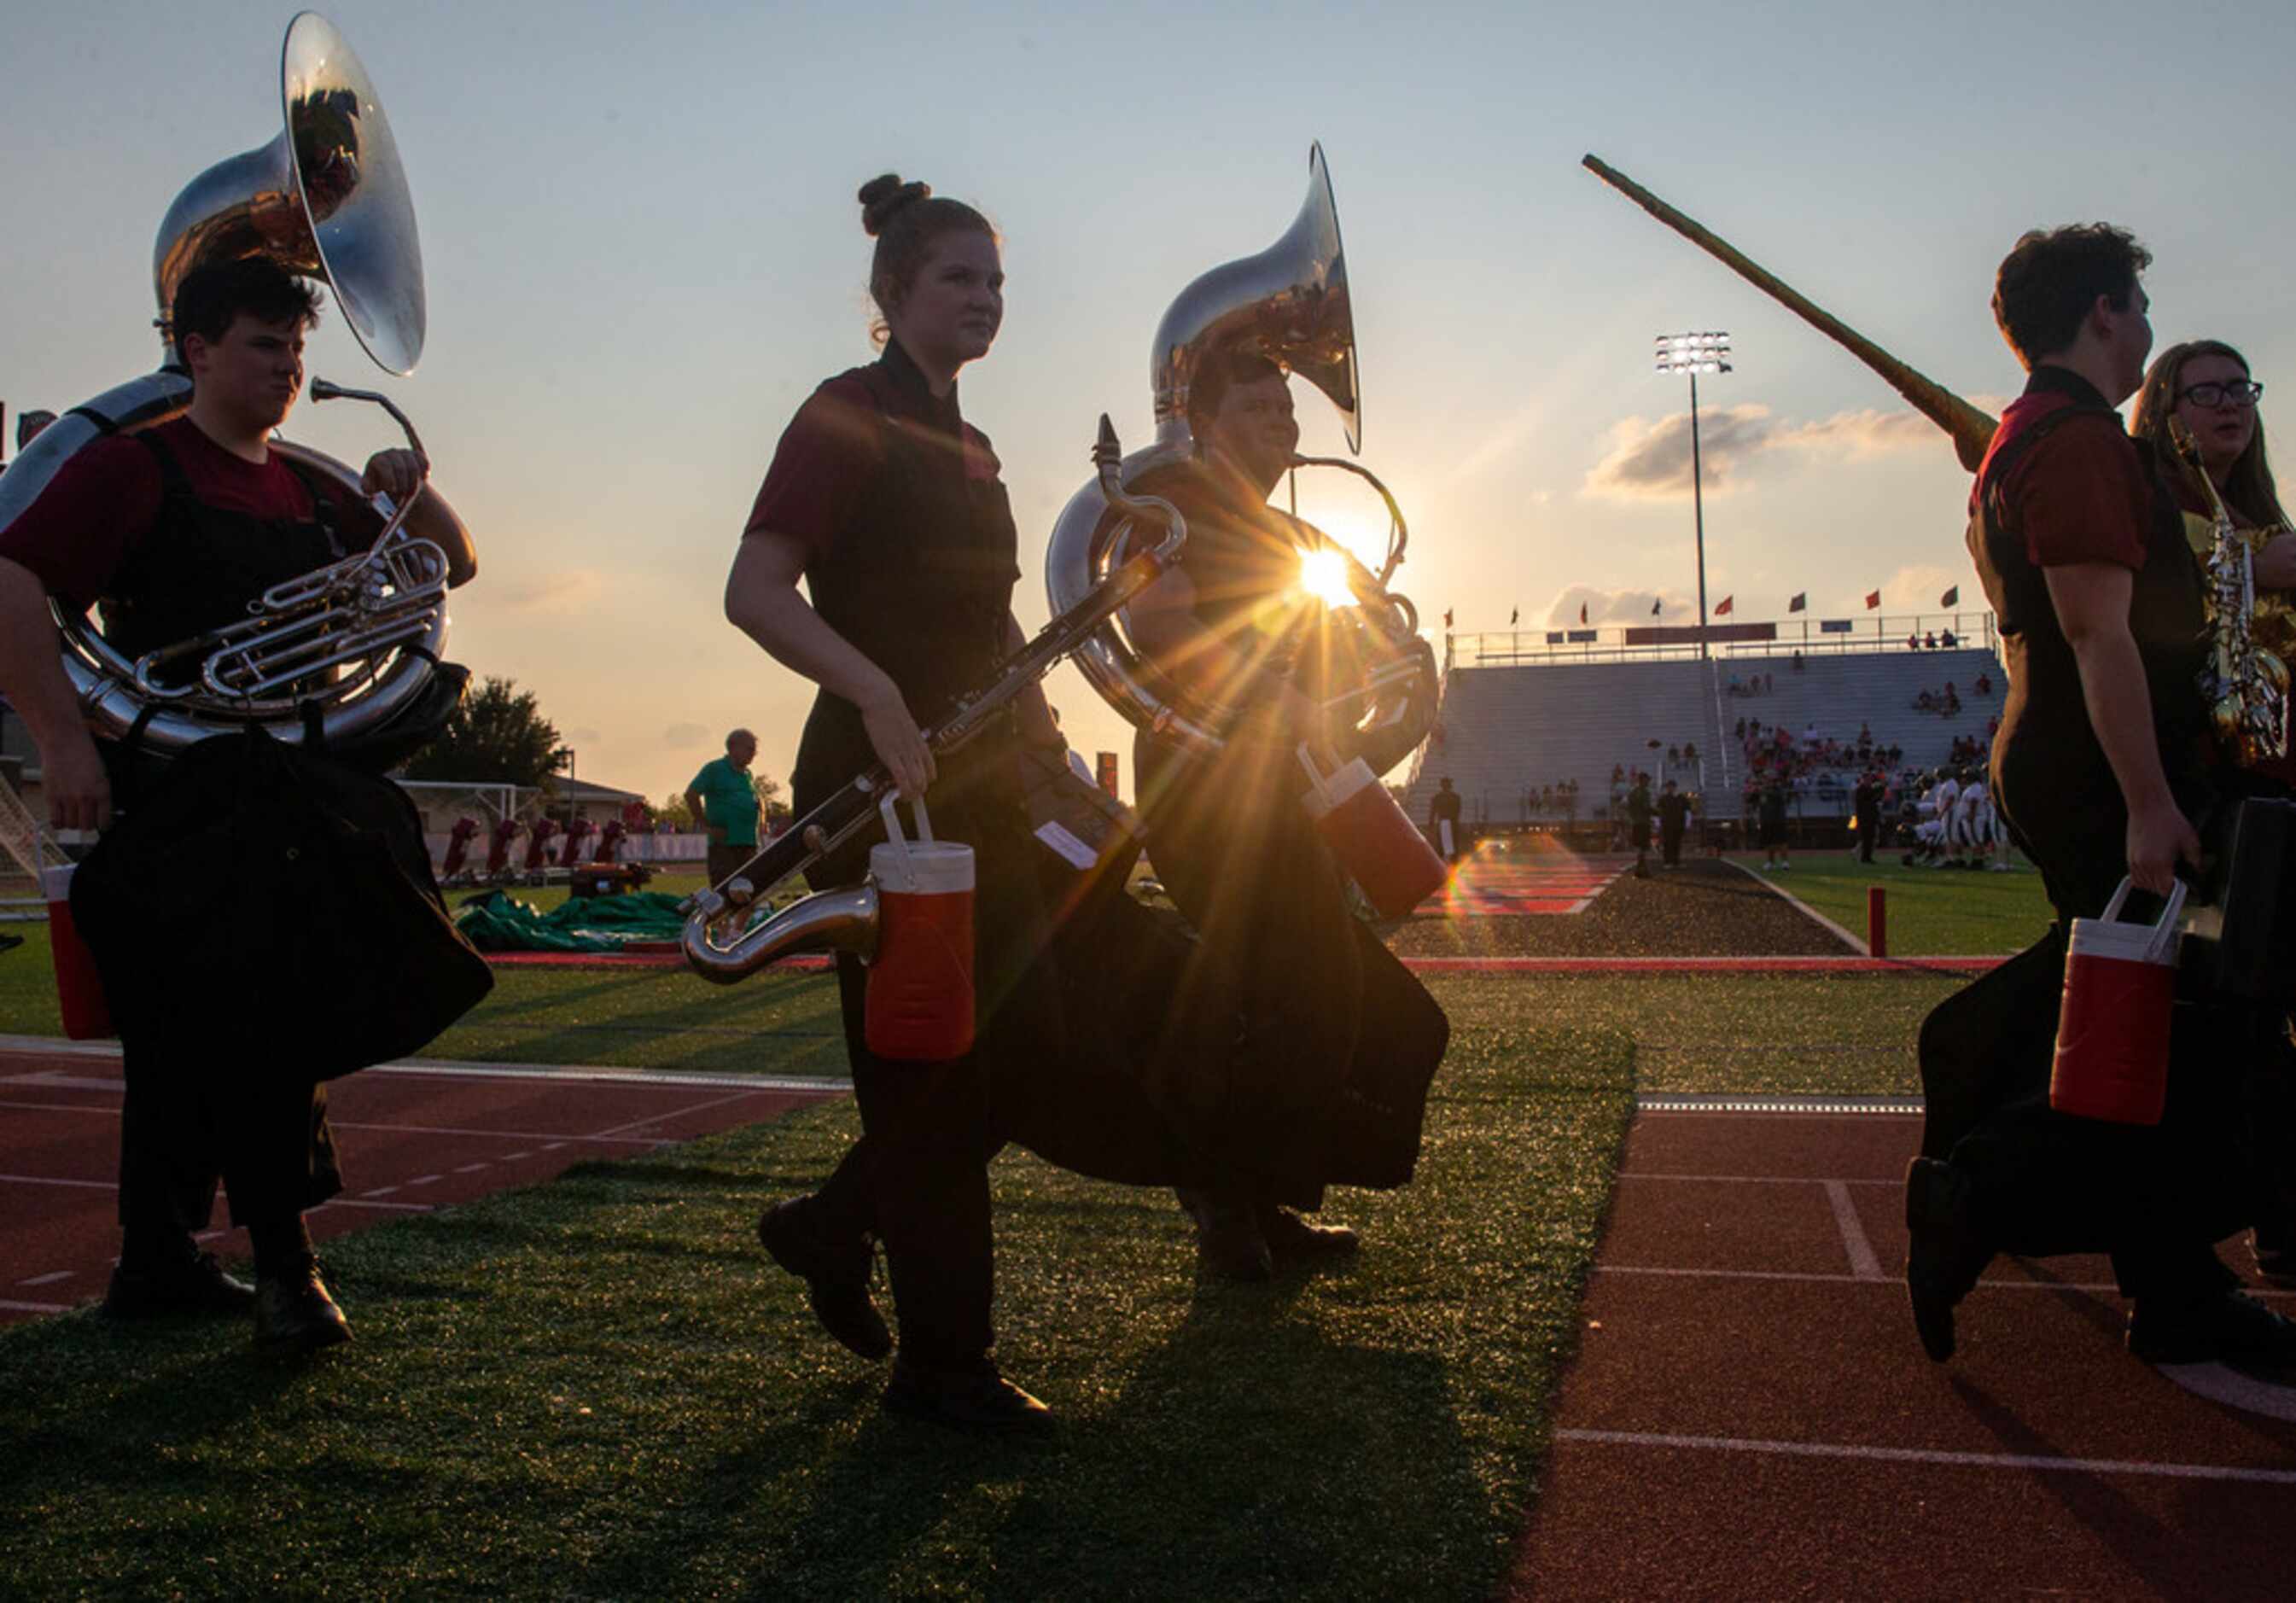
[1448,610,2000,668]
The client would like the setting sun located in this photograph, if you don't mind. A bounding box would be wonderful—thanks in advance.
[1297,547,1359,609]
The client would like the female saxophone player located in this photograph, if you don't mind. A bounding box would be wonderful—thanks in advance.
[2132,340,2296,1289]
[724,175,1191,1432]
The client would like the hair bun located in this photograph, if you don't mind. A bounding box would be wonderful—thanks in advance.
[859,173,933,238]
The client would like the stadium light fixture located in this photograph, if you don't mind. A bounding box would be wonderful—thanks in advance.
[1655,330,1732,658]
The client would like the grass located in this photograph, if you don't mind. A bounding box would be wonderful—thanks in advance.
[0,1020,1634,1600]
[2,931,1958,1099]
[1730,849,2054,956]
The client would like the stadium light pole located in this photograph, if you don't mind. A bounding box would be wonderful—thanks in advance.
[1655,331,1732,660]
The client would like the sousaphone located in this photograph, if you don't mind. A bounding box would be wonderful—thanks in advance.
[1043,143,1436,778]
[0,11,474,757]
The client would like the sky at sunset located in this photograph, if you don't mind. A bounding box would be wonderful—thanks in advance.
[6,0,2294,807]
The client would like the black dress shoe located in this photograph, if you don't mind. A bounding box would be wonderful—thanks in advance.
[253,1258,353,1355]
[2129,1290,2296,1378]
[1256,1205,1361,1264]
[756,1198,891,1361]
[1904,1157,1993,1362]
[1178,1190,1272,1284]
[883,1358,1054,1434]
[102,1251,257,1320]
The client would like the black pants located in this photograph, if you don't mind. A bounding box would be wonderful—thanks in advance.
[1135,733,1447,1208]
[1921,778,2281,1300]
[1660,823,1684,866]
[117,1034,341,1247]
[1856,812,1876,863]
[802,760,1194,1367]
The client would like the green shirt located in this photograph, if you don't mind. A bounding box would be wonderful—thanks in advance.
[689,756,760,847]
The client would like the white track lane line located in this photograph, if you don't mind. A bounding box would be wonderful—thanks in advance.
[1594,1265,2294,1298]
[1,1299,68,1314]
[1823,1180,1886,1280]
[1553,1428,2296,1485]
[2155,1364,2296,1423]
[581,1086,779,1140]
[17,1271,71,1286]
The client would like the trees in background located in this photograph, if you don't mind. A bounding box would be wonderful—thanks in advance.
[403,677,569,790]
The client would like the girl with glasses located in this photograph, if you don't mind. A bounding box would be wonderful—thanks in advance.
[2132,340,2296,1291]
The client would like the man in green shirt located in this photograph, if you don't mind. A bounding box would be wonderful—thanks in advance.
[686,728,762,900]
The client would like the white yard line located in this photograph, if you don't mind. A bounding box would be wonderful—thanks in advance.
[1724,859,1869,954]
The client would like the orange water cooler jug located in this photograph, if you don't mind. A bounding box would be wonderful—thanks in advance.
[2048,878,2186,1126]
[1297,745,1448,918]
[864,797,977,1062]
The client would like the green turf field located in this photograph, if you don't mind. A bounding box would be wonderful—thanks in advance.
[0,1019,1633,1600]
[1730,850,2053,956]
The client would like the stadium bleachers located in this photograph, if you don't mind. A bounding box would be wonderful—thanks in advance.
[1399,645,2005,825]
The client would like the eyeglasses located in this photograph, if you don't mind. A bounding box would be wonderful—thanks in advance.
[2177,380,2264,408]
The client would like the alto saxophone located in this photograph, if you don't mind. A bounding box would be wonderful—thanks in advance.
[2169,417,2290,766]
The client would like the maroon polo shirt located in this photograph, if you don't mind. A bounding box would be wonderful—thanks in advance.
[0,417,368,609]
[1969,369,2152,572]
[742,342,1001,565]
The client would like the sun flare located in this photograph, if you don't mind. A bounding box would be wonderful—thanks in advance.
[1297,547,1359,609]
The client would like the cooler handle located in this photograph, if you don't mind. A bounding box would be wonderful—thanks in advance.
[1296,743,1332,807]
[877,792,914,886]
[2096,876,2188,964]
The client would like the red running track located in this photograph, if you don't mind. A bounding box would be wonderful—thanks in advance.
[1506,1108,2296,1599]
[0,1041,842,1325]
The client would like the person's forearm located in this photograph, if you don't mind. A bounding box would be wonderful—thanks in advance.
[725,558,899,713]
[683,791,708,830]
[2070,629,2175,812]
[0,558,88,755]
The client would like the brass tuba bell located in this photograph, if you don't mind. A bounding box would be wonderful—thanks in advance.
[0,12,472,759]
[1044,143,1435,776]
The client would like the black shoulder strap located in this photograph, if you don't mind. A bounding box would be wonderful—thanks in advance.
[130,429,195,502]
[275,456,349,558]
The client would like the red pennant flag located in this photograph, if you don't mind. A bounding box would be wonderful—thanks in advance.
[1788,592,1807,613]
[1442,608,1454,628]
[1940,585,1960,607]
[1649,597,1662,616]
[1579,603,1589,625]
[1864,590,1881,609]
[1510,607,1519,625]
[1715,595,1734,616]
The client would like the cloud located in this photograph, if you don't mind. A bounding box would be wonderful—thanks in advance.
[1583,403,1948,501]
[661,722,710,748]
[1543,585,1699,627]
[567,727,602,745]
[1877,563,1967,611]
[492,568,608,613]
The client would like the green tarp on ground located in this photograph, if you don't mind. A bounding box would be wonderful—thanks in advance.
[454,890,689,953]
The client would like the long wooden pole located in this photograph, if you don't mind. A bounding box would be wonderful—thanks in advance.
[1583,154,1996,472]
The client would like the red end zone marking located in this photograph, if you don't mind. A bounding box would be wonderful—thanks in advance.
[481,952,2008,975]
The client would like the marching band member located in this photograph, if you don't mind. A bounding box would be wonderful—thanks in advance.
[0,259,434,1353]
[2131,341,2296,1285]
[726,175,1193,1431]
[1909,225,2296,1377]
[1125,348,1449,1281]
